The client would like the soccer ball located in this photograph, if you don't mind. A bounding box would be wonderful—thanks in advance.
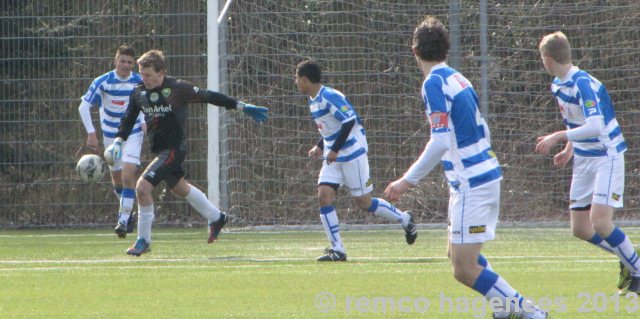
[76,154,107,183]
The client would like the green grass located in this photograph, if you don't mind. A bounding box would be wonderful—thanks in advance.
[1,227,639,318]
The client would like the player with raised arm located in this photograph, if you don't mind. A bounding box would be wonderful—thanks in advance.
[78,45,144,238]
[385,17,550,318]
[108,50,268,256]
[295,60,417,262]
[536,31,639,295]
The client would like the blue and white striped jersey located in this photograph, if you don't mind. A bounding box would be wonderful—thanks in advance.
[423,63,502,192]
[309,86,367,162]
[81,70,144,139]
[551,66,626,157]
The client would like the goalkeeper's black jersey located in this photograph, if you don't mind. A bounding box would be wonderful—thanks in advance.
[117,76,237,153]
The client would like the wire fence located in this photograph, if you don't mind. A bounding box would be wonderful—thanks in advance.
[2,0,640,228]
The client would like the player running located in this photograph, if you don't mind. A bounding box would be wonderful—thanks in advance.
[536,31,640,295]
[78,45,144,238]
[108,50,268,256]
[385,16,550,318]
[295,60,417,262]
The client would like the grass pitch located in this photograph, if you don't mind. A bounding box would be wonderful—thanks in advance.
[1,227,639,318]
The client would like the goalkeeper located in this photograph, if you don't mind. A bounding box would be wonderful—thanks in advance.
[107,49,268,256]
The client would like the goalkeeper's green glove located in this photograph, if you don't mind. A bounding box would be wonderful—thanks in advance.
[237,101,269,123]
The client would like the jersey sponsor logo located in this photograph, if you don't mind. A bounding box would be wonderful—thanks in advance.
[429,112,448,129]
[162,88,172,97]
[584,100,596,108]
[141,104,173,116]
[612,193,621,201]
[594,193,607,198]
[340,105,350,113]
[112,100,126,106]
[149,92,160,102]
[468,225,486,234]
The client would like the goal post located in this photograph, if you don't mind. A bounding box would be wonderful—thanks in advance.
[207,0,221,207]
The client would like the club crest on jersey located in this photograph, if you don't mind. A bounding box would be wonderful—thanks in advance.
[162,88,171,97]
[149,92,159,102]
[429,112,448,129]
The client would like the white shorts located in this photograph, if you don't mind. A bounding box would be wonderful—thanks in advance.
[318,154,373,197]
[570,155,624,210]
[448,181,500,244]
[103,133,143,171]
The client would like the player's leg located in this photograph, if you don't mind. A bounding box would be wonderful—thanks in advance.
[114,133,144,237]
[591,155,639,292]
[316,183,346,261]
[569,156,615,253]
[170,177,227,243]
[127,176,154,256]
[126,148,179,256]
[345,156,416,244]
[448,182,549,319]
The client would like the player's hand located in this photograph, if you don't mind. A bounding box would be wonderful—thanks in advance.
[104,137,123,166]
[553,149,572,168]
[384,178,413,202]
[535,133,560,155]
[86,132,99,153]
[326,151,338,164]
[308,146,322,160]
[237,101,269,123]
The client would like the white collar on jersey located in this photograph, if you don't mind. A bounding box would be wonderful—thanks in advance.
[555,65,579,85]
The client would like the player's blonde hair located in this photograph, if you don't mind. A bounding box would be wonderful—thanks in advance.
[137,50,166,72]
[539,31,572,64]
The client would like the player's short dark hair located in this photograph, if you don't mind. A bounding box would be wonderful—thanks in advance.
[296,60,322,83]
[116,45,135,58]
[413,16,450,62]
[137,50,166,72]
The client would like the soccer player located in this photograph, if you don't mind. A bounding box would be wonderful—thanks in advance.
[78,45,145,238]
[385,17,550,318]
[108,50,269,256]
[536,31,640,295]
[295,60,417,262]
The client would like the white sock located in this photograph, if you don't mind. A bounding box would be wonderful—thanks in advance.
[137,204,154,243]
[605,227,640,276]
[118,188,136,223]
[367,198,408,225]
[319,205,344,253]
[185,185,221,222]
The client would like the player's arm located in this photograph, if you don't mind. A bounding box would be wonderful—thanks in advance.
[184,82,269,123]
[536,79,603,155]
[325,118,355,164]
[115,94,141,142]
[78,79,102,152]
[78,99,99,151]
[386,78,449,201]
[308,138,323,160]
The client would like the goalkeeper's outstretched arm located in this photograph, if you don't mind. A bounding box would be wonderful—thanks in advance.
[200,90,269,123]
